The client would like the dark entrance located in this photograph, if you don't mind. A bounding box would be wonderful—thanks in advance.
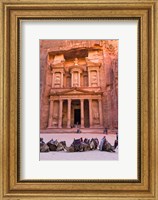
[74,109,81,124]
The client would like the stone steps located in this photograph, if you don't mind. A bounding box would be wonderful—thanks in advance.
[40,128,105,134]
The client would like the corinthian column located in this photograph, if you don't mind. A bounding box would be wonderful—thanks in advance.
[98,99,103,127]
[80,99,84,128]
[48,100,54,128]
[58,100,63,128]
[67,99,71,128]
[89,99,93,127]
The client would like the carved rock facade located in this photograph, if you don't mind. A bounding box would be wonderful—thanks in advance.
[40,40,118,130]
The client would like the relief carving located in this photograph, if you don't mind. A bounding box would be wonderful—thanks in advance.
[74,58,79,66]
[40,40,118,130]
[52,113,59,127]
[91,71,98,87]
[92,101,100,125]
[73,72,79,87]
[54,73,61,87]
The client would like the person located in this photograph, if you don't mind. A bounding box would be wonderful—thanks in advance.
[99,136,107,151]
[114,132,118,148]
[77,128,81,133]
[103,128,108,134]
[116,132,118,140]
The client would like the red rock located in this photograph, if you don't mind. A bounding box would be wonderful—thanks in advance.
[40,40,118,131]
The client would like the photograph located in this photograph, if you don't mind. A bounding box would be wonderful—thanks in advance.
[40,40,118,160]
[1,0,157,199]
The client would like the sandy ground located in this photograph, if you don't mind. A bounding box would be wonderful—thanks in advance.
[40,133,118,160]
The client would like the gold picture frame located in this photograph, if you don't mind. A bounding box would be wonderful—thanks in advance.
[0,0,158,199]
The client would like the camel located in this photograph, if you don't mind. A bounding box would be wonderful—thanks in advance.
[99,136,115,152]
[84,138,90,144]
[40,138,50,152]
[102,141,115,152]
[64,138,91,152]
[47,139,57,151]
[83,138,99,150]
[90,138,99,150]
[47,139,66,151]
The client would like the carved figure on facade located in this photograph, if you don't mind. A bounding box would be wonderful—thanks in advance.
[94,112,99,120]
[54,73,61,87]
[92,103,100,125]
[73,72,79,87]
[52,113,59,127]
[83,75,88,86]
[55,75,60,83]
[74,58,79,66]
[40,41,118,130]
[91,71,98,87]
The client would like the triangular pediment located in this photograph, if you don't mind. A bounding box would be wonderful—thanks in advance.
[59,88,92,95]
[50,88,103,96]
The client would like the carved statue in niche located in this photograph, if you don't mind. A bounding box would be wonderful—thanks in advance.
[93,111,100,125]
[66,76,71,88]
[54,73,61,87]
[52,113,58,127]
[91,71,98,87]
[92,102,100,125]
[94,112,99,119]
[74,58,79,66]
[73,72,78,87]
[84,76,88,87]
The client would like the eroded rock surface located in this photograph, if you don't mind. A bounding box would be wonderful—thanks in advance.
[40,40,118,130]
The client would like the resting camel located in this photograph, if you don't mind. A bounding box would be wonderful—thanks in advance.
[40,138,50,152]
[99,137,116,152]
[64,137,99,152]
[102,141,116,152]
[47,139,66,151]
[64,138,90,152]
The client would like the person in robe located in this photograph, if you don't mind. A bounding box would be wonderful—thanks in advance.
[99,136,107,151]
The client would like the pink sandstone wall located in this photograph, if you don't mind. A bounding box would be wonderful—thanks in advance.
[40,40,118,130]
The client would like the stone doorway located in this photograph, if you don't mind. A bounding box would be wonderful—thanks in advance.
[84,100,90,127]
[71,100,80,127]
[74,109,81,125]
